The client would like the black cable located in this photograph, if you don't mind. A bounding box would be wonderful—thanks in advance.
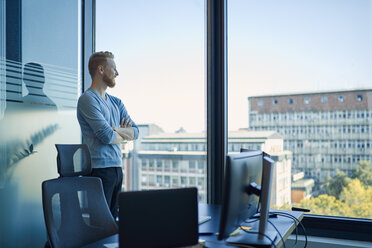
[243,215,285,248]
[272,212,305,247]
[249,211,299,248]
[238,225,277,248]
[271,211,298,248]
[242,217,282,247]
[292,217,298,248]
[242,217,260,224]
[277,212,307,248]
[270,211,308,248]
[268,219,286,248]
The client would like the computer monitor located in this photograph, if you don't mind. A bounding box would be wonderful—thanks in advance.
[218,151,277,246]
[240,147,255,153]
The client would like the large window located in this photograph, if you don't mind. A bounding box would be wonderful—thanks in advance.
[228,0,372,220]
[96,0,207,201]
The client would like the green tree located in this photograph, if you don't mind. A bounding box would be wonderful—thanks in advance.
[272,202,291,210]
[349,202,372,218]
[296,194,351,217]
[275,160,372,218]
[322,170,351,199]
[339,179,372,218]
[352,160,372,187]
[289,179,372,218]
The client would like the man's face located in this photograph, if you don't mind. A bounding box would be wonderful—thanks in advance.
[102,58,119,88]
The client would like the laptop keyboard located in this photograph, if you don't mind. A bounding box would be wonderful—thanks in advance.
[198,215,211,225]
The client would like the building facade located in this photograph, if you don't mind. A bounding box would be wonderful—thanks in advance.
[248,89,372,185]
[124,130,292,206]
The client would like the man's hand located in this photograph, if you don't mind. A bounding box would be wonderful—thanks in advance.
[121,117,132,128]
[113,118,135,141]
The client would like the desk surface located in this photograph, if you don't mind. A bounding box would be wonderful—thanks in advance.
[199,204,303,248]
[83,204,303,248]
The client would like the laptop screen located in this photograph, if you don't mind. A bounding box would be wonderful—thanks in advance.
[118,187,198,248]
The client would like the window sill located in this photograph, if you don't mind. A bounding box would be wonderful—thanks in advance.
[287,235,372,248]
[301,215,372,242]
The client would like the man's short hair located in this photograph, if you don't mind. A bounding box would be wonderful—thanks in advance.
[88,51,114,78]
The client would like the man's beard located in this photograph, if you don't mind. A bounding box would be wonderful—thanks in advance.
[103,73,116,88]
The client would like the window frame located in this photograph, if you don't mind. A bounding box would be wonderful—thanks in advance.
[206,0,372,241]
[93,0,372,241]
[301,215,372,242]
[206,0,227,205]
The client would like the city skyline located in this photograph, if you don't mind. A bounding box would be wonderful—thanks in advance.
[97,0,372,133]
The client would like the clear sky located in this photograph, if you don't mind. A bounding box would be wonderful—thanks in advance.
[96,0,372,133]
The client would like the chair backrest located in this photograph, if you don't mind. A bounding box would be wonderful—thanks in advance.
[42,144,118,248]
[55,144,91,177]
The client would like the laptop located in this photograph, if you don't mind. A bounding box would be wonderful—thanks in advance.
[118,187,199,248]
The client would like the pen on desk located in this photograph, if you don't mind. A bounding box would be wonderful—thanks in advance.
[291,207,311,212]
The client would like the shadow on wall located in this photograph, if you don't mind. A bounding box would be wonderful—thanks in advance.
[22,62,57,109]
[0,61,58,116]
[0,61,60,188]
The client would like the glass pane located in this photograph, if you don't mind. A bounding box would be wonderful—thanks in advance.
[96,0,207,201]
[229,0,372,219]
[0,0,82,246]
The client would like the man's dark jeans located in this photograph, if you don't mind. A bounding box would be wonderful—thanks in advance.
[91,167,123,219]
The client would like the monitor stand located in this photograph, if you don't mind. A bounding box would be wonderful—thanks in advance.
[226,230,277,247]
[226,156,277,247]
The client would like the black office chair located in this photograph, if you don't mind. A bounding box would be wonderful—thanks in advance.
[42,144,118,248]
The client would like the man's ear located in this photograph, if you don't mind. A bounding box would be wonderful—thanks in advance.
[98,65,104,74]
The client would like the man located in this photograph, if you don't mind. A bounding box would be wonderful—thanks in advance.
[77,51,139,218]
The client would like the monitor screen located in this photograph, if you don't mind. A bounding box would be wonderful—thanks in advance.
[218,150,263,240]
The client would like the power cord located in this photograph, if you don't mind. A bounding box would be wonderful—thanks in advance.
[270,211,308,248]
[279,212,307,248]
[270,211,298,248]
[238,225,278,248]
[292,216,299,248]
[268,219,286,248]
[242,215,283,248]
[239,210,305,248]
[242,217,260,224]
[242,214,284,247]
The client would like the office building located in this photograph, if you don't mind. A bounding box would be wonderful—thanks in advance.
[122,124,164,191]
[123,130,292,206]
[248,88,372,184]
[291,172,315,203]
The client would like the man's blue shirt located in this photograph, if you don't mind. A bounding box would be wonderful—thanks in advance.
[77,88,139,168]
